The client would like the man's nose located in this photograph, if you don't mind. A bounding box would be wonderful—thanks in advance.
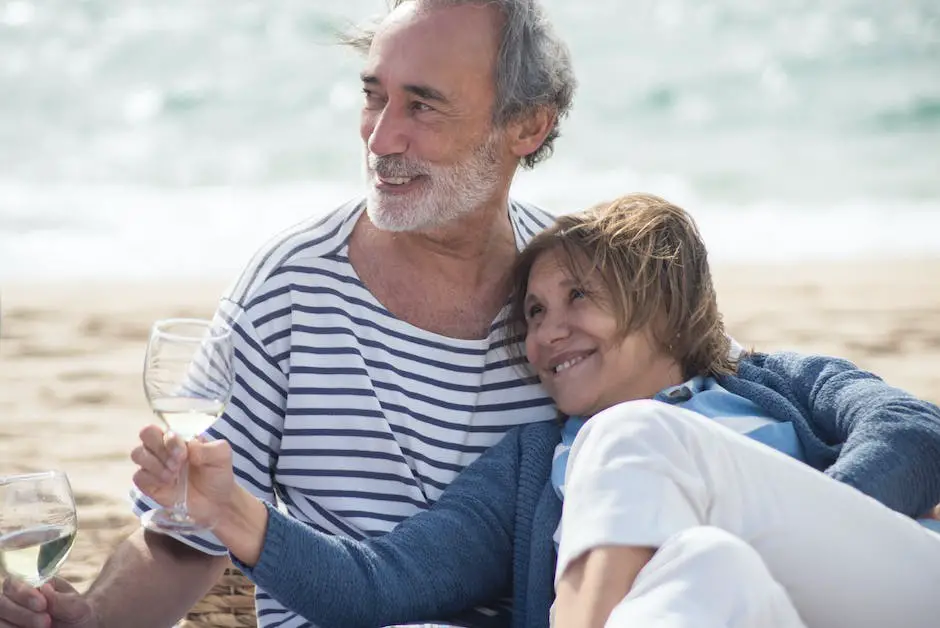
[365,107,409,157]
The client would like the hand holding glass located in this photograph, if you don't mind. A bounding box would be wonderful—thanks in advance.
[0,471,77,587]
[141,318,234,534]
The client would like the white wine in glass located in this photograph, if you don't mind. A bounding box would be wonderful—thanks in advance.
[0,470,78,587]
[141,318,234,534]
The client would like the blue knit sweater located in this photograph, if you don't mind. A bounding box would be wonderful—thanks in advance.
[235,352,940,627]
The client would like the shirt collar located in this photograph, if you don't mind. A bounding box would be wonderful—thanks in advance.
[655,375,707,403]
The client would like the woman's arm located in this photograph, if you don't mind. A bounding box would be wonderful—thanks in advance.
[753,352,940,517]
[215,427,526,628]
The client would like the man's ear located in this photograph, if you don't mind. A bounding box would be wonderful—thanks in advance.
[507,107,557,161]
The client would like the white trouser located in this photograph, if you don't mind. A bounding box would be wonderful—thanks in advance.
[556,400,940,628]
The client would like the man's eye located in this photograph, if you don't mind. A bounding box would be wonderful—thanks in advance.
[411,101,433,113]
[362,89,384,106]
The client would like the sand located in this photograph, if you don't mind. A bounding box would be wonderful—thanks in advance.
[1,260,939,590]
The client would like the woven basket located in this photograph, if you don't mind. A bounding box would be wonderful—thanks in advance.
[180,566,257,628]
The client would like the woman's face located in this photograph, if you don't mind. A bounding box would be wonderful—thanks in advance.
[523,248,674,417]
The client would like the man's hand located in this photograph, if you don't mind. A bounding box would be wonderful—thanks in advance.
[0,576,96,628]
[131,425,238,528]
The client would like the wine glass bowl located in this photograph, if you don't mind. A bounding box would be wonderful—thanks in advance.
[140,318,234,534]
[0,470,78,588]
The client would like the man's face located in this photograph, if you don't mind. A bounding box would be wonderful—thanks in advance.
[359,3,514,232]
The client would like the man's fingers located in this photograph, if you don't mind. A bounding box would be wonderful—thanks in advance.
[188,439,232,468]
[129,443,177,482]
[137,425,185,469]
[46,578,78,595]
[132,469,175,504]
[41,580,90,623]
[0,578,49,627]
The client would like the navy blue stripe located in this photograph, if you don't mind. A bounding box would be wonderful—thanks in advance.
[379,399,549,433]
[255,606,283,617]
[282,427,395,440]
[225,393,284,441]
[283,407,384,419]
[376,383,552,416]
[489,355,529,370]
[387,422,490,454]
[233,463,273,495]
[235,347,287,403]
[517,201,553,231]
[516,213,538,240]
[215,411,279,461]
[293,363,536,394]
[254,274,389,323]
[208,426,274,478]
[270,262,364,290]
[288,386,377,398]
[289,301,491,356]
[217,307,288,399]
[279,445,465,474]
[278,456,448,493]
[280,488,364,540]
[334,509,414,525]
[398,445,467,473]
[293,488,428,509]
[178,533,227,554]
[286,337,486,374]
[279,447,406,464]
[255,303,292,329]
[276,465,423,491]
[232,205,353,305]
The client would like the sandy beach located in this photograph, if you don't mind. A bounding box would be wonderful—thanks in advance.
[2,260,939,592]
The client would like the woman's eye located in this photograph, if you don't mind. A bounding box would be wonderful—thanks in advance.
[526,304,543,320]
[569,287,585,301]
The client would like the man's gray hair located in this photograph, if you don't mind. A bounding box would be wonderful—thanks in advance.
[344,0,577,169]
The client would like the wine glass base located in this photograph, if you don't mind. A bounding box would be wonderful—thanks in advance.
[141,508,208,535]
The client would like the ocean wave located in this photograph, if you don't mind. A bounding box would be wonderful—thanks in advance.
[1,181,938,281]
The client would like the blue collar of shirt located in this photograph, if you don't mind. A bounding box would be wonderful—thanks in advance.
[654,375,707,404]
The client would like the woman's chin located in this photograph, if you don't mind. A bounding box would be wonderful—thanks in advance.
[557,400,589,419]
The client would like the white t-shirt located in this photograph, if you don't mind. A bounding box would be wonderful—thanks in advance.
[133,198,557,628]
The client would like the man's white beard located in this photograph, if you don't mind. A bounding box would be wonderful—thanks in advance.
[365,134,503,233]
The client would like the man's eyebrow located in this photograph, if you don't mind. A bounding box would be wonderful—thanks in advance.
[403,84,450,104]
[360,73,450,104]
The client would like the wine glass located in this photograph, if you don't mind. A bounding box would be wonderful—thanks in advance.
[141,318,234,534]
[0,470,78,587]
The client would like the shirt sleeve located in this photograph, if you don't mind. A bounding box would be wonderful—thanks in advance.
[132,297,287,553]
[232,427,522,628]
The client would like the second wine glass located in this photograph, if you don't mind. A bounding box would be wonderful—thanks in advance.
[141,318,234,534]
[0,470,78,588]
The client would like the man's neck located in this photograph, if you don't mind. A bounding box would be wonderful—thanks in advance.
[348,194,520,339]
[360,194,518,289]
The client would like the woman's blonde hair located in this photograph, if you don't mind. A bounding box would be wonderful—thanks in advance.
[507,193,736,379]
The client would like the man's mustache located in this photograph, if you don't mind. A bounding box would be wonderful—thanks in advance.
[369,155,430,178]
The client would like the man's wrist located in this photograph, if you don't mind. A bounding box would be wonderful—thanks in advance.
[214,487,268,567]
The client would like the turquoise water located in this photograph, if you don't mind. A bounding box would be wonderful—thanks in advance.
[1,0,939,278]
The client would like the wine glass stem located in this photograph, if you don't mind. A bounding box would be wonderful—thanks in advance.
[175,459,190,515]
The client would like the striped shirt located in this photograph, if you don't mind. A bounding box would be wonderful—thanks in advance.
[133,197,557,628]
